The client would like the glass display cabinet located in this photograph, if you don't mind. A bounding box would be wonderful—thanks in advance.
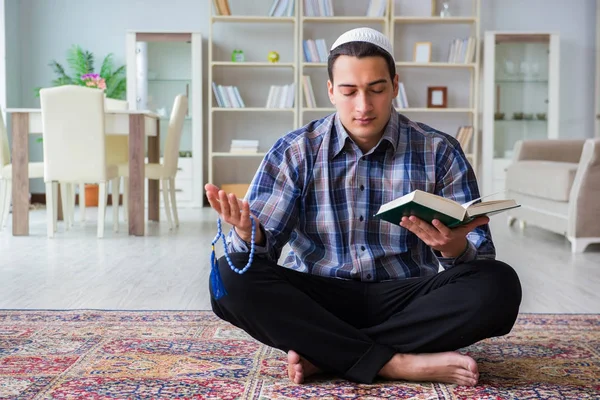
[482,32,559,196]
[126,31,203,208]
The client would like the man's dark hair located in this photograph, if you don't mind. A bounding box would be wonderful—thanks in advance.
[327,41,396,84]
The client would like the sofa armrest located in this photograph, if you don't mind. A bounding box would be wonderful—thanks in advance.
[568,139,600,238]
[513,140,586,163]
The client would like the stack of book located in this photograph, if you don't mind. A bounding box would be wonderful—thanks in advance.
[301,75,317,108]
[268,0,295,16]
[455,125,474,152]
[393,82,409,109]
[230,140,259,154]
[303,39,328,62]
[447,37,477,64]
[266,83,296,108]
[212,83,245,108]
[303,0,334,16]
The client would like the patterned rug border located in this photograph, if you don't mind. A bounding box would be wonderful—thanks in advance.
[1,310,598,399]
[1,309,597,315]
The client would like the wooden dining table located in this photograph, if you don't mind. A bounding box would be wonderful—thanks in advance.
[6,108,161,237]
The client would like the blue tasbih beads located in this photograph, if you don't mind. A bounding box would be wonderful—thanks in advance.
[210,215,256,300]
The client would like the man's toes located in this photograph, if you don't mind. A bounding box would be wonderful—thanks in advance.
[287,350,300,364]
[293,363,304,384]
[294,370,304,384]
[454,373,477,386]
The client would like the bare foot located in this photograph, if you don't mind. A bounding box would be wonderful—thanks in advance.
[379,351,479,386]
[287,350,321,384]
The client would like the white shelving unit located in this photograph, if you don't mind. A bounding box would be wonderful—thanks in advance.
[482,31,560,196]
[125,30,204,208]
[390,0,481,175]
[299,1,390,125]
[207,0,484,194]
[207,1,299,193]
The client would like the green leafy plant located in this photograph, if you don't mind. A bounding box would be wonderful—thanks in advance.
[35,45,126,99]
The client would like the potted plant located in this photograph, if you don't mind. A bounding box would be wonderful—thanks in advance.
[36,44,126,99]
[36,45,127,207]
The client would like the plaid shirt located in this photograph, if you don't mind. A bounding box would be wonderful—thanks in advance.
[226,109,495,282]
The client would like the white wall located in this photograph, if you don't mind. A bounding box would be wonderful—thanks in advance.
[15,0,212,192]
[5,0,20,109]
[0,0,5,115]
[6,0,598,193]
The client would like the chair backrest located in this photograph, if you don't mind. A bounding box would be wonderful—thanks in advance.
[163,94,188,176]
[0,109,10,168]
[40,85,107,182]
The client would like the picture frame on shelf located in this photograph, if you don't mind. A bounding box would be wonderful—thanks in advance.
[427,86,447,108]
[413,42,432,63]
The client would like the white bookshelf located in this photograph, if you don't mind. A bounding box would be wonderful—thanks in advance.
[207,0,483,195]
[393,16,477,24]
[390,0,481,176]
[299,0,390,125]
[207,0,299,190]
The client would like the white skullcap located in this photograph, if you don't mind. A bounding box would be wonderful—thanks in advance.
[330,27,394,60]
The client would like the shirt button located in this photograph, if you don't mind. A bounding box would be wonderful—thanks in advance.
[367,274,372,279]
[360,185,365,191]
[361,246,366,251]
[359,215,364,222]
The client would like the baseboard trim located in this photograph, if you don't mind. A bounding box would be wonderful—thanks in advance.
[30,193,124,206]
[32,194,207,207]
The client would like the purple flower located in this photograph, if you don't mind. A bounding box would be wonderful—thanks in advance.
[81,73,100,80]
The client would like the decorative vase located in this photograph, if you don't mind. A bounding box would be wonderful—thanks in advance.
[440,1,452,17]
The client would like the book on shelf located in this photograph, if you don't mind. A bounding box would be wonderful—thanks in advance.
[366,0,387,17]
[303,39,328,62]
[374,190,520,228]
[455,126,474,152]
[393,82,409,109]
[230,139,259,153]
[266,83,296,108]
[212,0,231,16]
[447,37,476,64]
[303,0,334,16]
[212,83,245,108]
[302,75,317,108]
[268,0,295,16]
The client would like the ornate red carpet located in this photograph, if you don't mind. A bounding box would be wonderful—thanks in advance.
[0,311,598,399]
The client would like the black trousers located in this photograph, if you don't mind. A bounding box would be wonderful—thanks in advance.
[210,253,522,384]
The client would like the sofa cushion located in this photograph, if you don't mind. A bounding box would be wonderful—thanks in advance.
[505,161,579,202]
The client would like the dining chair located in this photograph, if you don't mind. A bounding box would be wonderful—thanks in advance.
[0,108,45,230]
[40,85,121,238]
[76,98,129,222]
[119,94,188,229]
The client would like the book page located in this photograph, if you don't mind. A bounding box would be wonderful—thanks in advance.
[466,200,520,218]
[461,190,508,209]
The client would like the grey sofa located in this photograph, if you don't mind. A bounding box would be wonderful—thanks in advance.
[505,139,600,253]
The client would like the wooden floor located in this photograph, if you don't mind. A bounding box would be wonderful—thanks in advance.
[0,206,599,313]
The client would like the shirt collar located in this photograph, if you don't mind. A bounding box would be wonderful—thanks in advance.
[330,106,400,158]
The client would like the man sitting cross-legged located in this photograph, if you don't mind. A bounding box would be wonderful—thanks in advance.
[205,27,522,386]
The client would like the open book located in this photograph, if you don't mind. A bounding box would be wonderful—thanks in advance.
[374,190,520,228]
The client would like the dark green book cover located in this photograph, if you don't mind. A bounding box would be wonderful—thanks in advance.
[374,202,467,228]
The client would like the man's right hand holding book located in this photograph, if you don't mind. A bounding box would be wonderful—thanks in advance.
[399,215,490,258]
